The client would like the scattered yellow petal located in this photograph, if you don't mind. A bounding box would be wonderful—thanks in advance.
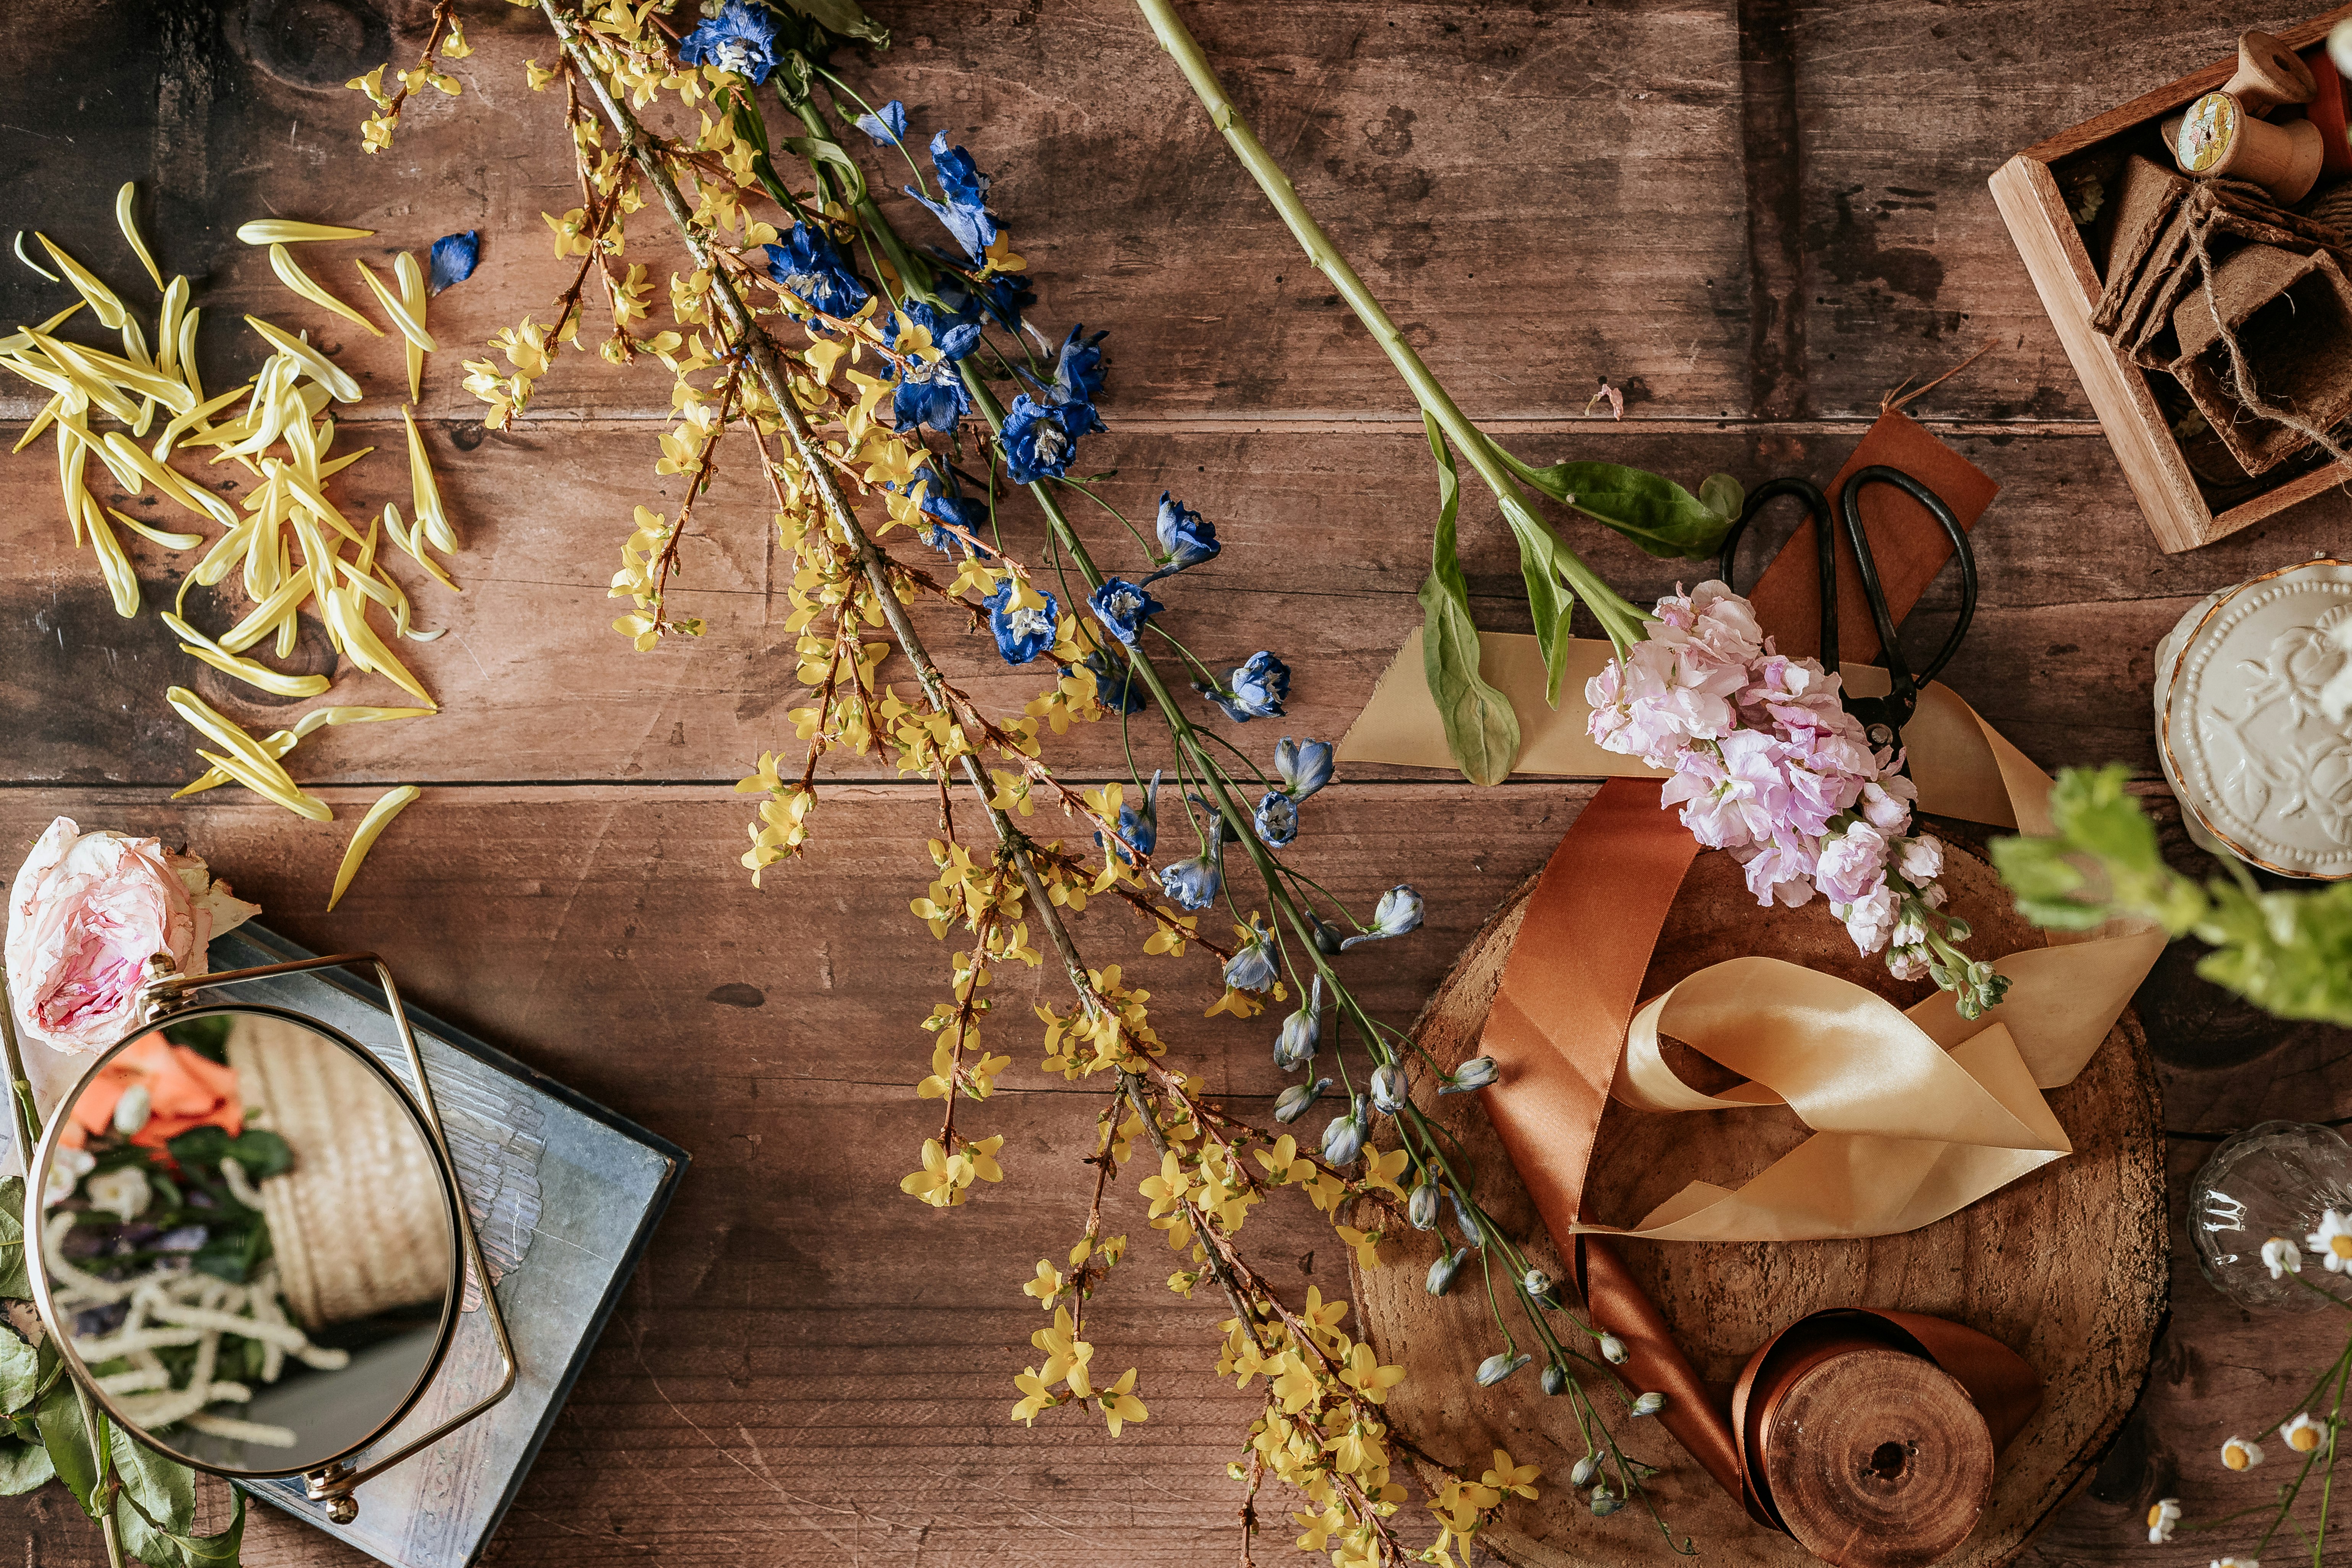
[13,231,60,283]
[236,220,374,245]
[268,244,383,338]
[115,182,165,291]
[402,407,457,552]
[164,611,330,700]
[328,785,420,911]
[395,251,427,403]
[33,233,127,329]
[243,315,362,403]
[352,258,438,352]
[104,507,202,551]
[83,503,140,617]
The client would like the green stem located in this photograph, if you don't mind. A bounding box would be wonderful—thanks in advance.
[1130,0,1643,650]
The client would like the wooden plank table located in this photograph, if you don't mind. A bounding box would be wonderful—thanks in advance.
[2,0,2348,1562]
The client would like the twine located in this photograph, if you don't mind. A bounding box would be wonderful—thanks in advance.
[2181,181,2352,469]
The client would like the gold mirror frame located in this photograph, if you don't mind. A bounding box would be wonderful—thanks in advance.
[2,952,515,1525]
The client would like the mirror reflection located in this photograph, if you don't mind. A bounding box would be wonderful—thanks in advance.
[36,1008,458,1475]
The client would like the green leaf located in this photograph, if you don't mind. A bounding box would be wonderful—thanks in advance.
[34,1381,100,1517]
[781,135,869,206]
[110,1419,194,1534]
[0,1437,50,1496]
[1415,414,1520,786]
[179,1488,246,1568]
[0,1178,26,1300]
[164,1127,291,1182]
[1698,472,1746,528]
[0,1329,39,1415]
[1489,445,1738,561]
[778,0,889,47]
[1495,491,1579,705]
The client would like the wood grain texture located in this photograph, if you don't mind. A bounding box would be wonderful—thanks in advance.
[1353,847,2165,1568]
[5,0,2352,1564]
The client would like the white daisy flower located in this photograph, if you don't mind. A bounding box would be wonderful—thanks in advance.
[2263,1237,2304,1279]
[2214,1558,2260,1568]
[2147,1497,2181,1543]
[2221,1435,2266,1471]
[2307,1209,2352,1272]
[2281,1413,2325,1453]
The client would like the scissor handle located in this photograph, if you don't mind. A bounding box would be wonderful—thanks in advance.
[1836,465,1978,713]
[1720,477,1838,667]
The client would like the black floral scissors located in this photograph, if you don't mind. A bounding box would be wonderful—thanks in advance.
[1712,465,1979,751]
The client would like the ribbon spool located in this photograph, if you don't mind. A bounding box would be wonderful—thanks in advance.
[1729,1311,2037,1568]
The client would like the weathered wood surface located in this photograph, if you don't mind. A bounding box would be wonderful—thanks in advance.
[1358,845,2165,1568]
[6,0,2352,1564]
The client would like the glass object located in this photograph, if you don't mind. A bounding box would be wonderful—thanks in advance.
[2190,1120,2352,1310]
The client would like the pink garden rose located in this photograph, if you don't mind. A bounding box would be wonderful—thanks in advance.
[6,818,258,1055]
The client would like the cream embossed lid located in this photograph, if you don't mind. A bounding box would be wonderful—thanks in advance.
[2155,559,2352,880]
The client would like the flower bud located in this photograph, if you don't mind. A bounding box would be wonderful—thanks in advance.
[1408,1181,1442,1231]
[1306,911,1348,955]
[1475,1351,1531,1387]
[1589,1485,1623,1517]
[1598,1332,1628,1365]
[1440,1056,1499,1095]
[1521,1267,1553,1299]
[1274,1077,1331,1124]
[1369,1062,1408,1115]
[1319,1095,1368,1165]
[1569,1455,1598,1487]
[1631,1391,1665,1417]
[1273,978,1322,1071]
[1541,1362,1569,1397]
[1426,1246,1467,1297]
[1450,1189,1485,1249]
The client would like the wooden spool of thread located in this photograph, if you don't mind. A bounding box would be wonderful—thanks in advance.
[2224,28,2318,118]
[2170,90,2326,203]
[1745,1334,1996,1568]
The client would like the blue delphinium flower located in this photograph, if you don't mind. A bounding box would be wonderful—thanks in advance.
[892,357,972,433]
[1158,807,1226,909]
[933,268,1035,337]
[1273,737,1334,801]
[918,487,990,556]
[1223,920,1277,991]
[1254,791,1298,847]
[980,579,1057,665]
[1038,325,1108,408]
[1370,1062,1408,1115]
[1000,394,1095,486]
[1082,648,1145,715]
[1342,885,1425,949]
[428,230,479,296]
[1273,975,1321,1069]
[854,99,908,146]
[1087,578,1163,647]
[894,299,983,361]
[1142,492,1219,584]
[1196,651,1290,722]
[1096,770,1160,864]
[1408,1180,1442,1230]
[1476,1352,1532,1388]
[678,0,782,83]
[908,130,997,262]
[764,223,870,318]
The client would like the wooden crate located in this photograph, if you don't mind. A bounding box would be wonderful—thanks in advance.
[1990,8,2352,554]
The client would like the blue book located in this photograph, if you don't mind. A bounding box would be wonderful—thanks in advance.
[198,926,688,1568]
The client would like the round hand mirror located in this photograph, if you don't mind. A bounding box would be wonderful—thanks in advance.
[23,1004,462,1493]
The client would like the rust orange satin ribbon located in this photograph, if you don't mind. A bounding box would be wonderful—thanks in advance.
[1472,411,2042,1525]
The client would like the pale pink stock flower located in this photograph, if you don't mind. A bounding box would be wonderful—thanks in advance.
[1896,835,1944,886]
[1814,822,1891,905]
[5,818,258,1056]
[1839,886,1900,953]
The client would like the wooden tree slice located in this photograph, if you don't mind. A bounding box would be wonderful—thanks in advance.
[1350,840,2165,1568]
